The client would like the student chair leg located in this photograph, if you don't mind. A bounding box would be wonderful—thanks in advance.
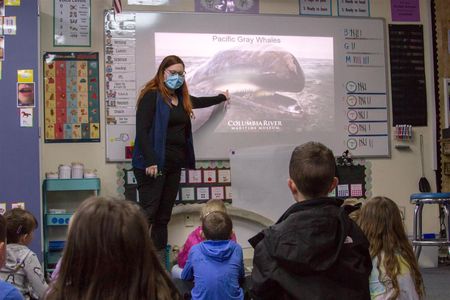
[413,203,424,259]
[445,204,450,256]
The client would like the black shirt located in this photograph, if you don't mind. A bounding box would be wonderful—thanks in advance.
[165,102,190,170]
[134,90,227,169]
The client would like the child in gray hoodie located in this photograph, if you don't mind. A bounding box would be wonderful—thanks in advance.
[0,208,47,299]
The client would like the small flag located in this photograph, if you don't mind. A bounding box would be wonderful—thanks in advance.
[113,0,122,14]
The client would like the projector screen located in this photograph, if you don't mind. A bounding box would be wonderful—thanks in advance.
[155,33,334,135]
[105,12,389,161]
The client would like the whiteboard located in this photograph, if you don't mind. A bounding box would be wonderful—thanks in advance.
[104,11,390,162]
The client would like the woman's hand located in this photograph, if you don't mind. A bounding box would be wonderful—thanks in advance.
[221,90,230,101]
[145,165,158,177]
[220,90,230,110]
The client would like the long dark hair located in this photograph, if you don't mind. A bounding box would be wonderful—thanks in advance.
[45,197,181,300]
[137,55,193,117]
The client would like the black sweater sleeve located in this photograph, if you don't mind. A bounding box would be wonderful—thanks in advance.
[191,94,227,109]
[135,91,157,168]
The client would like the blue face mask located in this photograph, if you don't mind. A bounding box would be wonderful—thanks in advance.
[165,74,184,90]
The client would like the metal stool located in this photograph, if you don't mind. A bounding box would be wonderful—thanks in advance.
[410,193,450,259]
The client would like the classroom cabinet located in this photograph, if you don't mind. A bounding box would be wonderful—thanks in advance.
[42,178,100,275]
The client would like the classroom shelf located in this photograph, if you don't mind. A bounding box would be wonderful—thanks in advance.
[44,178,101,191]
[42,178,100,276]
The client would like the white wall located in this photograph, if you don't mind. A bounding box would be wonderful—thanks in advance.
[39,0,440,240]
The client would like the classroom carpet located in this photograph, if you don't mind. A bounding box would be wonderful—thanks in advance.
[421,266,450,299]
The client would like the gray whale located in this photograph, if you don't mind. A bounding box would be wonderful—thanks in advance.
[188,45,306,132]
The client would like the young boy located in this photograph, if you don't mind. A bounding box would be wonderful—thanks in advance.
[181,211,244,300]
[0,214,23,300]
[249,142,372,300]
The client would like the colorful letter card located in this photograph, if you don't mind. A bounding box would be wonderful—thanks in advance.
[197,187,210,201]
[203,170,217,183]
[350,184,363,197]
[180,169,186,184]
[337,184,350,197]
[188,170,202,183]
[211,186,225,200]
[218,169,231,183]
[225,186,232,200]
[181,187,195,201]
[20,108,33,127]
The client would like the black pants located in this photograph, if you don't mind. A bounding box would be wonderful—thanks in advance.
[133,167,181,250]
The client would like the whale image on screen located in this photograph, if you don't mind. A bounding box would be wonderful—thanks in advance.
[155,33,334,134]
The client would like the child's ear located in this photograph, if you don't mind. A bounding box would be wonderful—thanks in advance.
[328,177,338,193]
[200,230,205,240]
[287,178,299,195]
[0,241,5,265]
[20,233,32,245]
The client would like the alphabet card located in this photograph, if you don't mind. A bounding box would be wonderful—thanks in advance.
[20,108,33,127]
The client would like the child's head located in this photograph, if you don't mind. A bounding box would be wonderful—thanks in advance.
[358,196,406,251]
[358,196,424,299]
[4,208,38,245]
[48,196,179,300]
[288,142,337,200]
[0,214,6,267]
[200,199,228,221]
[202,211,233,241]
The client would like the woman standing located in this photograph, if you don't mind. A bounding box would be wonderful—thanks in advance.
[132,55,229,262]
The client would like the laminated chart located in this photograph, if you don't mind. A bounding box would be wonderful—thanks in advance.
[43,52,100,142]
[104,11,136,161]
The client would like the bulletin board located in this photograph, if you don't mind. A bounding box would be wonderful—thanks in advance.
[122,166,232,204]
[43,52,100,143]
[104,11,390,161]
[0,0,42,257]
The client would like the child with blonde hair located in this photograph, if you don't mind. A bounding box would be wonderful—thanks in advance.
[358,196,425,300]
[0,208,48,299]
[172,199,236,278]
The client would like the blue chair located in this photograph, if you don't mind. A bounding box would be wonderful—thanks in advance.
[410,193,450,259]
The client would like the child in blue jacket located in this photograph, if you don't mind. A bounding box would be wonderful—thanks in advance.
[181,211,244,300]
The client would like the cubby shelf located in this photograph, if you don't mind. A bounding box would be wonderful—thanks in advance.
[42,178,100,276]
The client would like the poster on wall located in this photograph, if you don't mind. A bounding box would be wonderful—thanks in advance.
[337,0,370,17]
[0,36,4,61]
[54,0,91,47]
[391,0,420,22]
[195,0,259,13]
[299,0,332,16]
[104,11,137,161]
[43,52,100,143]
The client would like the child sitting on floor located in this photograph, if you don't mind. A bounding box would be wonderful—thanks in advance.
[358,196,425,299]
[0,213,22,300]
[172,199,236,278]
[0,208,48,300]
[181,211,244,300]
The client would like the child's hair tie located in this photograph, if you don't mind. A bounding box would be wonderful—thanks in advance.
[16,225,23,234]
